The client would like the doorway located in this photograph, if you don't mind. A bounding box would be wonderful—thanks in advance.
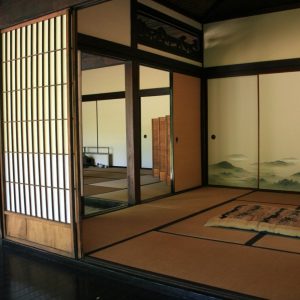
[80,52,128,216]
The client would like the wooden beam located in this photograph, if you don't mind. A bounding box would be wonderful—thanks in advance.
[81,87,170,102]
[0,34,4,239]
[125,61,141,205]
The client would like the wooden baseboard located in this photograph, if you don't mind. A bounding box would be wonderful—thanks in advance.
[4,211,74,256]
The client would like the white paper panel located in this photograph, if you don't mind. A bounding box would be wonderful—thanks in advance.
[2,14,71,223]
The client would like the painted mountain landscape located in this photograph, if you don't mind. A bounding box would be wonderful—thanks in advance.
[209,156,300,191]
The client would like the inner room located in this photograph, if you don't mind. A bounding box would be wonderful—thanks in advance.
[80,52,173,216]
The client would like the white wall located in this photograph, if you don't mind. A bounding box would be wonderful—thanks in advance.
[78,0,131,46]
[98,99,126,167]
[82,65,170,168]
[140,66,169,89]
[204,8,300,67]
[82,65,125,94]
[82,101,97,147]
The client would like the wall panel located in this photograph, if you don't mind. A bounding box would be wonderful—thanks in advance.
[78,0,131,46]
[205,8,300,67]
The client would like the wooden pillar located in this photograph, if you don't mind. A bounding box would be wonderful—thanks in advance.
[125,61,141,205]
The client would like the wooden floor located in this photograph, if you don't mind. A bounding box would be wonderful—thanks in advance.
[84,188,300,299]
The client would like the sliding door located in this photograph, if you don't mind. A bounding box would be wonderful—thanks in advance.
[1,11,75,256]
[208,72,300,192]
[173,72,201,192]
[259,72,300,191]
[208,76,258,188]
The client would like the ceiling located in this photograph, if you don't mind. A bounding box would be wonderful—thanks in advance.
[154,0,300,23]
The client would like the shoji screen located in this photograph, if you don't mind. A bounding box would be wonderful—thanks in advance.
[1,12,71,224]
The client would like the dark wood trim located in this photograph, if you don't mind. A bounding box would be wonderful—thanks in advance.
[81,88,170,102]
[130,0,138,49]
[169,72,175,194]
[78,33,132,60]
[139,87,170,97]
[152,0,202,24]
[257,75,260,190]
[201,0,223,23]
[125,61,141,205]
[0,31,5,239]
[69,9,81,258]
[82,91,125,101]
[138,3,201,36]
[67,9,77,258]
[77,33,203,77]
[201,77,208,186]
[203,2,300,24]
[205,58,300,78]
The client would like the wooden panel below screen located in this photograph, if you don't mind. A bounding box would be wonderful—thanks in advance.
[4,212,73,255]
[173,73,201,192]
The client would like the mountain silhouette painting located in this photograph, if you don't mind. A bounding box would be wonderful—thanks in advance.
[209,161,257,188]
[209,158,300,191]
[261,160,294,167]
[259,159,300,191]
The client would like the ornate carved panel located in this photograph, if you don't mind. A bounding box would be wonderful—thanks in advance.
[137,4,202,62]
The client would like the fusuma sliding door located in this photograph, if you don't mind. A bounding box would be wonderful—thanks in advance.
[208,76,258,188]
[259,72,300,191]
[1,11,76,256]
[173,72,201,192]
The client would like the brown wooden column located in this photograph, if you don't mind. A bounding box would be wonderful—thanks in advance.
[125,61,141,205]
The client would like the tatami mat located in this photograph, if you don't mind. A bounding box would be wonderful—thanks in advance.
[254,234,300,254]
[91,231,300,300]
[238,191,300,206]
[161,201,257,244]
[91,175,160,189]
[84,171,127,179]
[82,187,251,253]
[91,182,171,202]
[83,185,121,197]
[83,177,114,185]
[161,200,299,244]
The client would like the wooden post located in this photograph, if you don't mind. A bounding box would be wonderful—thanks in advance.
[125,61,141,205]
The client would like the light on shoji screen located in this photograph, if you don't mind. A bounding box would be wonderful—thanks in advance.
[2,13,71,223]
